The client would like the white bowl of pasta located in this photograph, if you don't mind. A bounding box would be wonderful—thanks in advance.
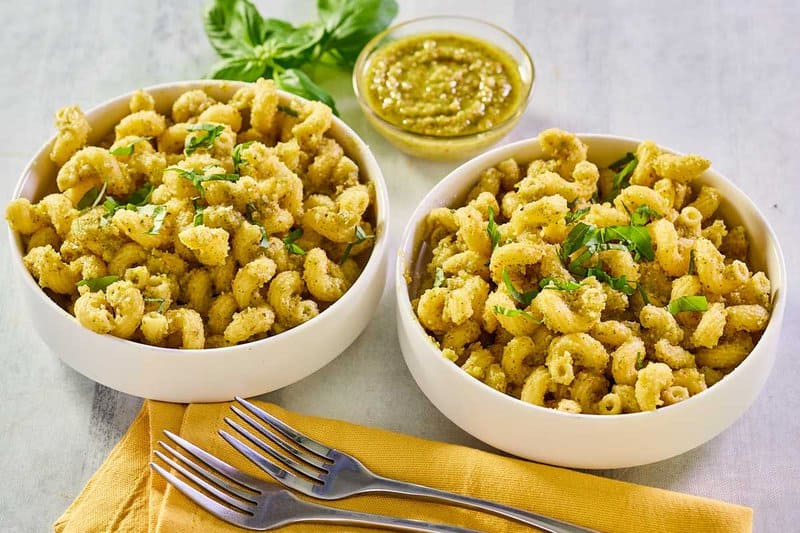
[396,130,785,468]
[7,79,389,402]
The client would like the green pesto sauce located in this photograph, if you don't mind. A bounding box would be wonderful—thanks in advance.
[364,32,523,137]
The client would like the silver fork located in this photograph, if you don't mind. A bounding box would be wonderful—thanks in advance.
[150,430,481,532]
[221,397,600,533]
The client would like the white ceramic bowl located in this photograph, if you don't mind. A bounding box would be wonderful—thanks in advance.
[396,134,786,469]
[9,80,389,403]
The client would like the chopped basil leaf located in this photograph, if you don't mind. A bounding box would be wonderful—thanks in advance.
[492,305,541,323]
[586,265,636,296]
[110,136,153,156]
[167,166,239,198]
[667,295,709,315]
[630,204,661,226]
[560,222,595,262]
[502,268,538,306]
[539,277,583,291]
[565,206,589,224]
[340,224,375,264]
[193,199,205,227]
[277,104,299,117]
[76,275,120,292]
[77,181,108,210]
[487,207,501,251]
[140,204,167,235]
[126,183,154,206]
[637,282,651,305]
[184,123,226,155]
[144,297,167,314]
[231,141,254,173]
[635,352,646,370]
[688,249,696,275]
[433,267,446,288]
[609,152,636,172]
[282,228,305,255]
[607,155,638,201]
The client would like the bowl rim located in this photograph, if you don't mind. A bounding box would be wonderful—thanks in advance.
[8,79,390,356]
[395,132,787,420]
[352,15,535,141]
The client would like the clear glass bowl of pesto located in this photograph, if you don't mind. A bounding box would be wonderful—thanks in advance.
[354,16,534,161]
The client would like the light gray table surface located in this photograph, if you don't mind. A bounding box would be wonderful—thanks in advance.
[1,1,798,531]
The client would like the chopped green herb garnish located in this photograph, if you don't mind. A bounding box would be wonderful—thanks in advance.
[144,297,167,314]
[139,204,167,235]
[192,198,205,227]
[635,352,646,370]
[492,305,542,323]
[184,124,226,155]
[340,224,375,264]
[126,183,154,205]
[433,267,446,288]
[277,104,299,117]
[283,228,305,255]
[167,166,239,198]
[487,207,501,251]
[231,141,254,173]
[667,295,709,315]
[76,275,120,292]
[540,277,583,291]
[637,282,651,305]
[77,181,108,210]
[607,155,638,201]
[110,136,153,156]
[245,203,270,248]
[630,204,661,226]
[502,268,538,306]
[586,265,636,296]
[688,250,696,275]
[565,207,589,224]
[609,152,636,173]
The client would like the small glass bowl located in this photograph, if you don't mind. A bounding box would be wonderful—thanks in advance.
[353,16,534,161]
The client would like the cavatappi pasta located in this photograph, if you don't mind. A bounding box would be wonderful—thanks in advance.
[6,79,376,348]
[412,129,772,413]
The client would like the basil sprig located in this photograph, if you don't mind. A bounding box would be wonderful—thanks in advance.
[202,0,398,114]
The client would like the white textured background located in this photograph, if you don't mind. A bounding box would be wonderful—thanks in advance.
[0,1,798,531]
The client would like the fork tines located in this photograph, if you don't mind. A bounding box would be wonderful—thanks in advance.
[219,397,332,492]
[150,430,262,523]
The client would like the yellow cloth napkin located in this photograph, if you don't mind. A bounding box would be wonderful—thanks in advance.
[53,400,752,533]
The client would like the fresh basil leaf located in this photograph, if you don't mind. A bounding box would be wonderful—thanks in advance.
[317,0,398,67]
[559,222,595,262]
[110,136,152,156]
[277,104,299,117]
[433,267,445,289]
[667,295,709,315]
[144,297,167,314]
[282,228,306,255]
[603,225,655,261]
[275,68,339,116]
[608,152,636,173]
[340,224,375,263]
[492,305,541,323]
[502,268,538,306]
[264,23,325,66]
[232,141,254,173]
[203,0,256,58]
[127,183,154,206]
[76,275,120,292]
[630,204,661,226]
[206,55,269,81]
[229,0,266,47]
[565,207,589,224]
[184,123,226,155]
[607,156,638,201]
[486,207,501,251]
[586,265,636,296]
[167,166,239,198]
[77,185,101,210]
[139,204,167,235]
[635,352,646,370]
[539,277,583,291]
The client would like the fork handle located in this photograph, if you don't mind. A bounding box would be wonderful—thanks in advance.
[367,477,600,533]
[300,500,481,533]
